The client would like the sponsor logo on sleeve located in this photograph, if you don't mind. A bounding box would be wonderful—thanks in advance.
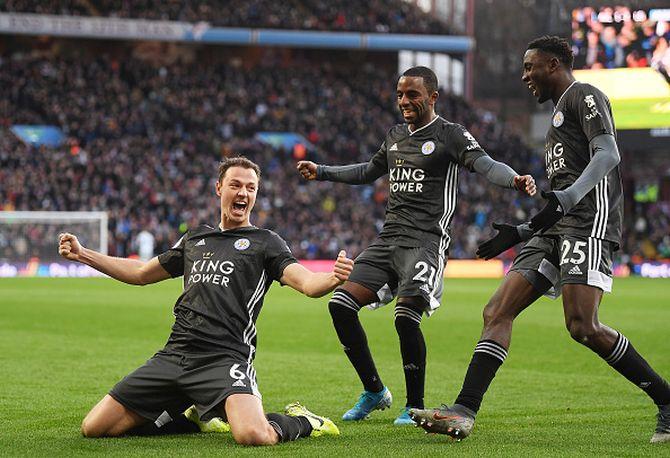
[583,95,601,120]
[463,131,481,150]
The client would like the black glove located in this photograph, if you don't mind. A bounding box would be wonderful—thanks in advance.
[529,190,565,232]
[476,222,522,260]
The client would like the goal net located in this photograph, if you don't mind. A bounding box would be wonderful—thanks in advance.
[0,211,107,277]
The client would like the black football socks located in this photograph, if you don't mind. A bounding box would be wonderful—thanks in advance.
[395,304,426,408]
[266,413,313,442]
[454,339,508,414]
[605,332,670,406]
[328,289,384,393]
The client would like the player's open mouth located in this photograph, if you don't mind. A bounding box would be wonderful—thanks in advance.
[232,201,247,216]
[402,109,414,117]
[527,83,538,97]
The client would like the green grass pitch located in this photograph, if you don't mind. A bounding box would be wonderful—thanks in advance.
[2,277,669,457]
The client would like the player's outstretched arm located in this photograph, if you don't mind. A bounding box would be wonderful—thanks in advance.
[472,155,536,196]
[280,250,354,298]
[297,160,385,185]
[58,233,171,285]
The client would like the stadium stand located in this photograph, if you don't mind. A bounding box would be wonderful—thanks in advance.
[0,40,547,261]
[1,0,450,34]
[571,5,670,77]
[1,40,665,263]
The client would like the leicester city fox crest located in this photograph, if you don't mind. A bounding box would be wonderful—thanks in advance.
[421,141,435,155]
[552,111,564,128]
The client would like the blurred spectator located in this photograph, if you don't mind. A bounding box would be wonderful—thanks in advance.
[1,39,664,265]
[572,6,670,74]
[135,229,155,261]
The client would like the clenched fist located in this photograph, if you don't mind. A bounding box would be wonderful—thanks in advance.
[297,161,318,180]
[513,175,536,196]
[58,233,83,261]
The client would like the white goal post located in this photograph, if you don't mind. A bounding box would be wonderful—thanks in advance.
[0,211,108,273]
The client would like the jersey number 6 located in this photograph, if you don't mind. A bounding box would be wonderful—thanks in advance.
[229,363,246,382]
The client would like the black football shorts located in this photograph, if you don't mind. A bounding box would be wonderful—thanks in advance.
[348,240,445,315]
[510,234,613,297]
[109,350,259,422]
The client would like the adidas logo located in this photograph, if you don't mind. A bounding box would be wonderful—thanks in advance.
[232,379,246,387]
[389,143,398,151]
[302,412,324,427]
[195,239,206,246]
[419,284,431,293]
[567,265,582,275]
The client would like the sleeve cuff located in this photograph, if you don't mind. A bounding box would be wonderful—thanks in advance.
[586,129,610,143]
[277,258,299,285]
[553,190,575,214]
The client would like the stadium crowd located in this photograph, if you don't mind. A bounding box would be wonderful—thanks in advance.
[0,42,667,264]
[571,5,670,78]
[0,42,542,262]
[1,0,449,34]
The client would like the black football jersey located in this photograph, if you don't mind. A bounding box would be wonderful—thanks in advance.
[158,224,297,359]
[365,116,487,252]
[543,82,623,248]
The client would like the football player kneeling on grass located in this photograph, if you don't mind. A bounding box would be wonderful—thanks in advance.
[59,156,352,445]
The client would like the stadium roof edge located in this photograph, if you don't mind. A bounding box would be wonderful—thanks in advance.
[0,12,474,53]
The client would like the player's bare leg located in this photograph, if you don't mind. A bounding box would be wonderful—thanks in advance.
[478,271,546,345]
[82,394,201,437]
[561,284,615,353]
[562,284,670,443]
[410,271,545,439]
[329,281,392,420]
[224,394,338,446]
[224,394,280,445]
[81,395,147,437]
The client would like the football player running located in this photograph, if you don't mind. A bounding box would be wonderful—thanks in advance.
[409,36,670,445]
